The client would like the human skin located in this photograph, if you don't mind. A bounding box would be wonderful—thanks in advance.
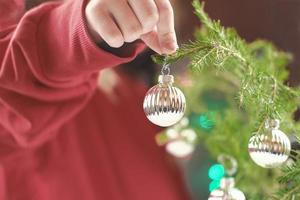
[85,0,178,55]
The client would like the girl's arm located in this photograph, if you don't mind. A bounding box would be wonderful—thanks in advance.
[0,0,143,150]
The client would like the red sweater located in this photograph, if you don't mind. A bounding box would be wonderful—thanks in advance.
[0,0,190,199]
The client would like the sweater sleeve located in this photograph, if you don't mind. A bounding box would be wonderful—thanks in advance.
[0,0,145,149]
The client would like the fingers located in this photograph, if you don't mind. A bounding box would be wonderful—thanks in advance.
[108,0,143,43]
[86,2,124,48]
[154,0,178,54]
[128,0,177,54]
[127,0,159,34]
[85,0,178,55]
[141,29,162,54]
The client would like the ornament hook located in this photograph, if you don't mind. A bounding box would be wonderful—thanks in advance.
[161,55,171,75]
[265,119,280,129]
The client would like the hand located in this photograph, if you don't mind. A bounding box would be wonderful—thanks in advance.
[85,0,178,55]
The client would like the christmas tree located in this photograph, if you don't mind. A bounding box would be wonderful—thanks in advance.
[153,1,300,199]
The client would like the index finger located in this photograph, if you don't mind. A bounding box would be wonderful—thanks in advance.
[154,0,178,54]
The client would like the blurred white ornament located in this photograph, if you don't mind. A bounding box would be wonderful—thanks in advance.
[181,129,197,143]
[248,119,291,168]
[165,128,197,158]
[166,140,195,158]
[143,74,186,127]
[166,128,179,139]
[209,178,246,200]
[172,117,189,131]
[179,117,189,127]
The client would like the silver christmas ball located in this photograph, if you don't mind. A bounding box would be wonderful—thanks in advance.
[209,178,246,200]
[143,75,186,127]
[248,119,291,168]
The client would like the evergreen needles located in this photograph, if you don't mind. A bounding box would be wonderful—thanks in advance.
[153,0,300,198]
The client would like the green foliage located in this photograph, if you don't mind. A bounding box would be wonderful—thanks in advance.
[271,161,300,200]
[154,0,300,198]
[154,1,300,126]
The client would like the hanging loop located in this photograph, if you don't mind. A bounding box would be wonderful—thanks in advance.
[161,55,171,75]
[217,154,238,176]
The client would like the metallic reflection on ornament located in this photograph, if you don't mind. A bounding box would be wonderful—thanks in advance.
[143,74,186,127]
[208,178,246,200]
[248,119,291,168]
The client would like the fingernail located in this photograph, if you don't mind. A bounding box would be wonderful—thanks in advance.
[170,42,178,50]
[157,50,163,55]
[163,43,177,54]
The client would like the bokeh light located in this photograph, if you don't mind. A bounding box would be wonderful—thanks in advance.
[209,180,221,192]
[208,164,225,180]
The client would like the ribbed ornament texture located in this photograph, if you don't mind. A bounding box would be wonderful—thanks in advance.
[143,84,186,127]
[248,129,291,168]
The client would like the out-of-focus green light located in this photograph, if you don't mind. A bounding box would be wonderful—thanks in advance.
[209,180,220,192]
[198,114,214,130]
[208,164,225,180]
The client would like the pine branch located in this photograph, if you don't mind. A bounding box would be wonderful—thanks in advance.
[153,0,300,128]
[278,161,300,184]
[153,0,300,198]
[278,162,300,199]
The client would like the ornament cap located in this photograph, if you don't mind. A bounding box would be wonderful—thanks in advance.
[265,119,280,129]
[220,177,235,189]
[158,75,174,85]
